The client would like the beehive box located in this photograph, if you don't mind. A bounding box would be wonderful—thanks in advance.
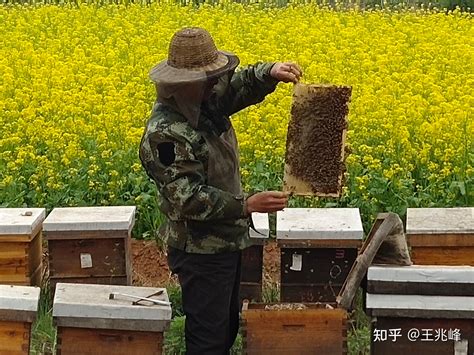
[53,283,172,355]
[283,83,352,197]
[406,207,474,265]
[367,265,474,354]
[242,302,347,354]
[0,208,45,286]
[43,206,136,288]
[0,285,40,354]
[277,208,363,302]
[241,213,269,303]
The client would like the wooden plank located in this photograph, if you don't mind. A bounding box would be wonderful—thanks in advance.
[411,247,474,266]
[277,239,362,248]
[243,307,347,354]
[372,317,474,355]
[56,327,163,355]
[48,238,127,278]
[408,233,474,247]
[367,281,474,296]
[283,84,351,197]
[337,213,409,310]
[0,321,30,354]
[44,230,129,241]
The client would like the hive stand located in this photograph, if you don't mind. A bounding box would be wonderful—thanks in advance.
[406,207,474,266]
[0,208,45,286]
[53,283,172,355]
[43,206,136,288]
[0,285,40,354]
[367,265,474,355]
[276,208,363,302]
[240,213,269,304]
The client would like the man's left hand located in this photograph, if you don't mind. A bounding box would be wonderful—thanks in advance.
[270,62,302,84]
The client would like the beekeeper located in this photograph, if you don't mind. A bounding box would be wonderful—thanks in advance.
[139,27,301,354]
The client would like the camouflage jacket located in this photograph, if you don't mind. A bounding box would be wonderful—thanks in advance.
[139,62,278,254]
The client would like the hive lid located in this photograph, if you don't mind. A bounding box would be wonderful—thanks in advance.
[53,283,172,332]
[0,285,41,322]
[368,265,474,284]
[366,294,474,319]
[0,208,46,236]
[406,207,474,234]
[367,265,474,297]
[276,208,363,240]
[43,206,136,232]
[250,213,269,240]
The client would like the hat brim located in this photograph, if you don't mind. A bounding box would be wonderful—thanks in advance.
[149,51,240,84]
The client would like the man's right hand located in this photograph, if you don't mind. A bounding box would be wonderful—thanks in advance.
[245,191,288,214]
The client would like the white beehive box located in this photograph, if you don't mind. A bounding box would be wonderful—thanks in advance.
[54,283,172,354]
[276,208,364,303]
[43,206,136,287]
[0,285,40,354]
[406,207,474,265]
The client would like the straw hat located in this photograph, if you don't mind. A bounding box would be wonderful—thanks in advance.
[149,27,240,84]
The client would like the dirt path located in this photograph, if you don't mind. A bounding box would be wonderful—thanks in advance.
[132,239,280,287]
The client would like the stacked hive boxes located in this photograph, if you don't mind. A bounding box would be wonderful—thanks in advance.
[367,265,474,354]
[367,207,474,354]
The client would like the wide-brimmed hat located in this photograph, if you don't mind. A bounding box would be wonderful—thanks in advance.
[149,27,240,84]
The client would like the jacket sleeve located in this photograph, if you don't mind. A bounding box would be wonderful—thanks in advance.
[221,62,279,116]
[143,129,246,222]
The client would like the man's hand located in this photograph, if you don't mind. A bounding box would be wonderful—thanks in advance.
[270,62,302,84]
[245,191,288,214]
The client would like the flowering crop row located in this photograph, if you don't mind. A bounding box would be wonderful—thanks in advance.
[1,4,472,235]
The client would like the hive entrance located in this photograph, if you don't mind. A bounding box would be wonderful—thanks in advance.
[284,83,351,197]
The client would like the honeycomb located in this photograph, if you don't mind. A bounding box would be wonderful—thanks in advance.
[284,84,352,197]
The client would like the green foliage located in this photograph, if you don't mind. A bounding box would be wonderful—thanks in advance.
[30,279,56,355]
[167,282,184,318]
[164,316,186,355]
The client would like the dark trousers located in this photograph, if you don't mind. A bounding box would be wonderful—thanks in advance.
[167,247,242,355]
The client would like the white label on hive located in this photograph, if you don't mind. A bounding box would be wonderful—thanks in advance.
[80,253,93,269]
[290,253,302,271]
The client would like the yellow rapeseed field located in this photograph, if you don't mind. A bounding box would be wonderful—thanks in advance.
[1,3,472,234]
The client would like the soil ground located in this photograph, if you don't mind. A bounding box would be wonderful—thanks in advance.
[131,239,281,287]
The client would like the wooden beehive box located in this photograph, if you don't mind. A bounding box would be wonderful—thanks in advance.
[367,265,474,355]
[283,83,352,197]
[276,208,363,302]
[0,285,40,354]
[43,206,136,288]
[242,302,347,354]
[53,283,172,355]
[241,213,270,304]
[406,207,474,265]
[0,208,45,286]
